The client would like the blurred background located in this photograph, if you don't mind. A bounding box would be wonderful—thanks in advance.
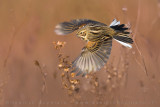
[0,0,160,107]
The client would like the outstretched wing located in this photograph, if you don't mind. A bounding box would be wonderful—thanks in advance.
[71,37,112,76]
[55,19,107,35]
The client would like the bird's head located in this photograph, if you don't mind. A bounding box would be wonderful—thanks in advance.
[76,26,88,41]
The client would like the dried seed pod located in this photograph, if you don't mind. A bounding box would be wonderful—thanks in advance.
[64,84,69,89]
[107,74,111,79]
[71,73,75,78]
[69,80,74,84]
[34,60,40,66]
[58,64,63,68]
[70,85,75,90]
[61,73,65,77]
[64,68,69,72]
[73,80,80,84]
[74,88,80,93]
[68,90,73,95]
[94,82,98,87]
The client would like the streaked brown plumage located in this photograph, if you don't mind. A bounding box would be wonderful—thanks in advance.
[55,19,133,76]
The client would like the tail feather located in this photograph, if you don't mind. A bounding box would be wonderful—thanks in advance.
[113,34,133,48]
[111,24,128,31]
[110,19,120,26]
[110,19,133,48]
[114,39,132,48]
[113,35,133,44]
[110,19,129,33]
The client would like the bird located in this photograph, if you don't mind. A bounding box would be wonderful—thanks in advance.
[54,19,133,76]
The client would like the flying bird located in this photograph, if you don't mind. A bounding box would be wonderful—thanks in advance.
[55,19,133,76]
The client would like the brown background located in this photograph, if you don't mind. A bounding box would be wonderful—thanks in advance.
[0,0,160,107]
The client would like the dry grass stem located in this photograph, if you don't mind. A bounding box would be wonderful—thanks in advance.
[53,41,81,102]
[34,60,48,107]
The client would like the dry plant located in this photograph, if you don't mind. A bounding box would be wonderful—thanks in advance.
[121,1,149,77]
[34,60,48,107]
[53,41,81,102]
[123,0,148,76]
[53,41,131,105]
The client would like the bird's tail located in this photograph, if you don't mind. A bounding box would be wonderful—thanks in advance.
[110,19,133,48]
[113,34,133,48]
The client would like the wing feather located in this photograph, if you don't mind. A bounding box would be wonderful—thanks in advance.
[71,37,112,76]
[55,19,107,35]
